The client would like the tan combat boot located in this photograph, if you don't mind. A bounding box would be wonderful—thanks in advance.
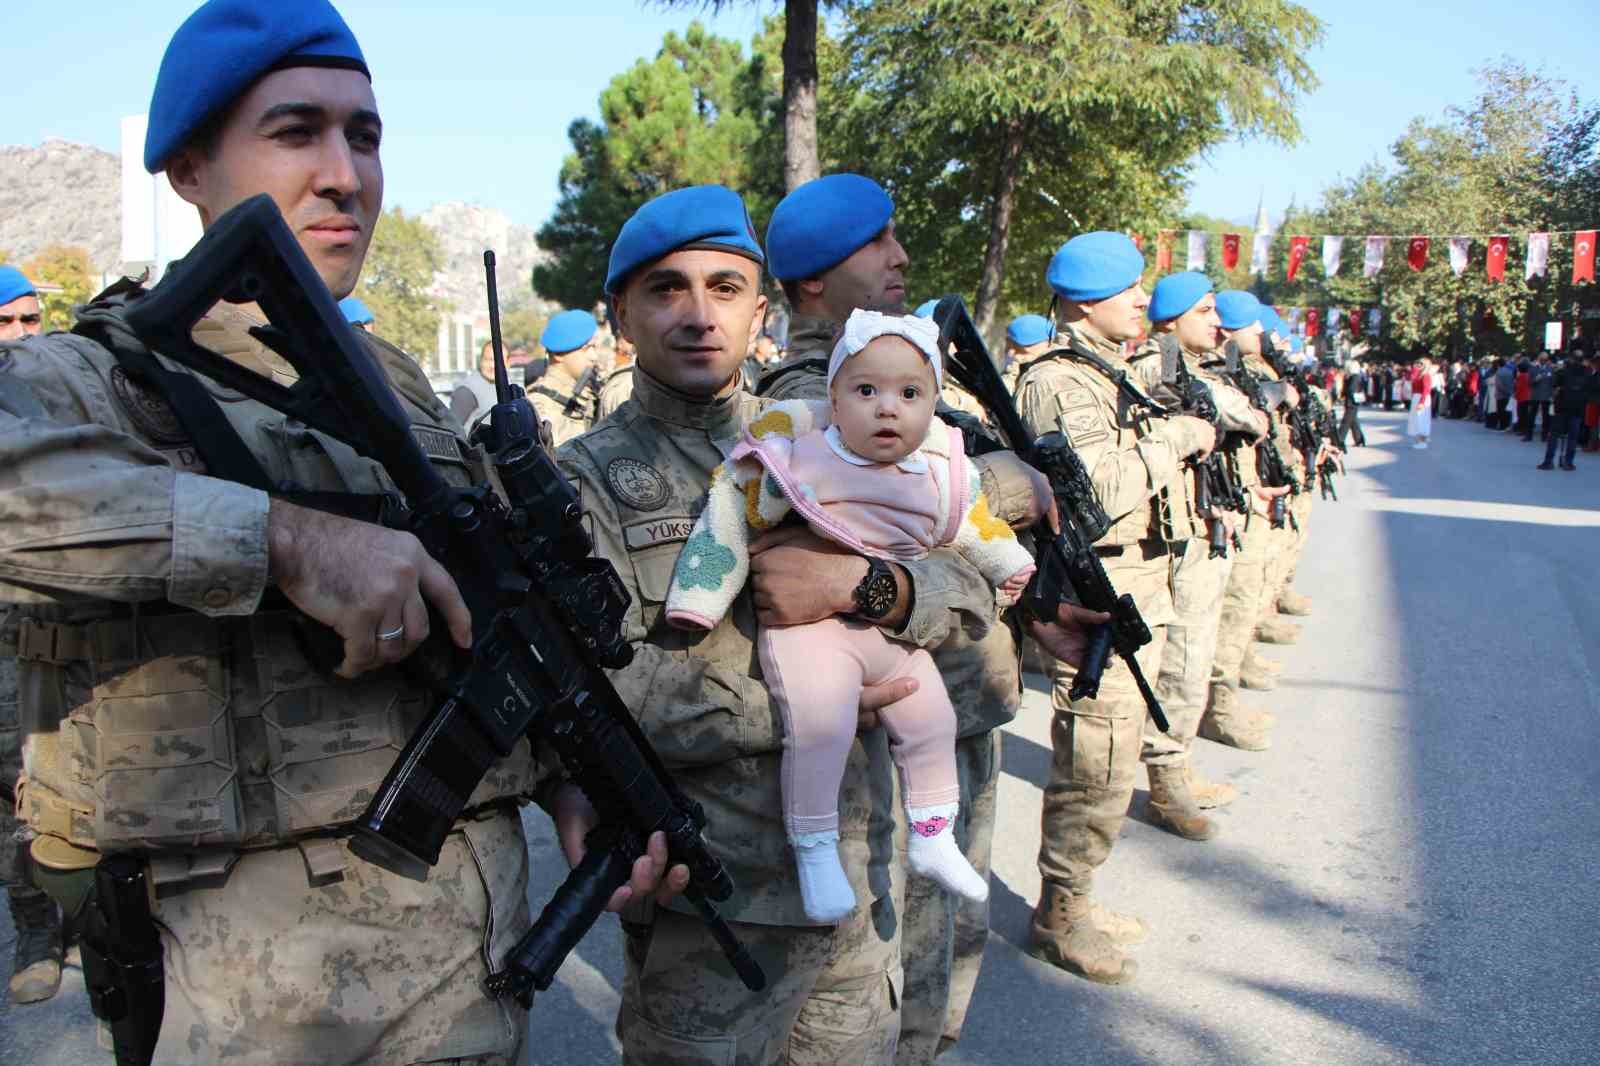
[1277,590,1314,616]
[1146,764,1219,841]
[1089,902,1149,946]
[1199,684,1274,751]
[1243,647,1282,674]
[1239,655,1279,691]
[1029,884,1138,985]
[1254,616,1301,645]
[8,888,64,1005]
[1186,766,1238,809]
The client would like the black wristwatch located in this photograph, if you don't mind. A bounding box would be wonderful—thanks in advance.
[851,556,898,620]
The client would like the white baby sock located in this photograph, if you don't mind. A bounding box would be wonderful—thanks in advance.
[792,830,857,924]
[906,803,988,903]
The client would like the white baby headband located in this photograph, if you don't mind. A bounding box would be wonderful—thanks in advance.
[826,309,944,391]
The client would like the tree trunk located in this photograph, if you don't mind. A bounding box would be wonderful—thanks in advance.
[973,118,1027,343]
[782,0,821,192]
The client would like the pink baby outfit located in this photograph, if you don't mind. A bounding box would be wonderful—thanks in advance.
[760,427,963,837]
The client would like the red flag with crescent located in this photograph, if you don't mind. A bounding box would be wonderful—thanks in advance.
[1407,236,1429,272]
[1130,233,1144,251]
[1575,231,1596,285]
[1486,235,1509,282]
[1222,233,1241,270]
[1348,309,1361,338]
[1157,230,1174,273]
[1305,307,1320,337]
[1286,236,1310,281]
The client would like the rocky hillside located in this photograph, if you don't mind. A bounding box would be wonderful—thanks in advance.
[421,201,551,315]
[0,139,122,269]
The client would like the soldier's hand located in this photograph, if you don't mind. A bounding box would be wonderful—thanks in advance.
[1250,410,1272,440]
[267,499,473,678]
[1177,416,1218,459]
[1253,484,1292,501]
[1284,384,1301,408]
[553,784,691,910]
[1027,603,1113,668]
[749,526,866,625]
[856,675,920,733]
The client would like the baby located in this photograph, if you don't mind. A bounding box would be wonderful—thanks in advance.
[665,310,1034,923]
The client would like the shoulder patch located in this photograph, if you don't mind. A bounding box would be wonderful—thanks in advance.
[606,457,672,512]
[109,366,189,445]
[1057,386,1099,413]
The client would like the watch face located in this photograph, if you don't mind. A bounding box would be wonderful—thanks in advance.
[855,562,896,618]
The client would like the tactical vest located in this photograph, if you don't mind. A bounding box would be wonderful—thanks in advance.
[15,295,540,878]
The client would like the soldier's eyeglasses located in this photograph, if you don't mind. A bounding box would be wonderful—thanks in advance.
[0,314,42,326]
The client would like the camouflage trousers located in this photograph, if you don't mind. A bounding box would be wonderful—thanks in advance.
[895,729,999,1065]
[148,809,531,1066]
[617,889,902,1066]
[1211,514,1273,687]
[1038,546,1174,896]
[1261,492,1312,619]
[1142,539,1233,767]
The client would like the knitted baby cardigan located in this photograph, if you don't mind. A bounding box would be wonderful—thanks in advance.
[666,399,1034,630]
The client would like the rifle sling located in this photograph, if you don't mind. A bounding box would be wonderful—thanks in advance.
[1025,343,1169,417]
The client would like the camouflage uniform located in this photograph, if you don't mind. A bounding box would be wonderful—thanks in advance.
[1013,322,1207,900]
[558,364,1001,1066]
[596,364,636,422]
[0,298,546,1065]
[526,361,595,446]
[1126,344,1259,768]
[759,313,1029,1064]
[1252,358,1308,632]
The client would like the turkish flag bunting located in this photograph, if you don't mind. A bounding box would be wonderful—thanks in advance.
[1286,236,1310,281]
[1157,230,1174,273]
[1130,233,1144,251]
[1486,235,1509,282]
[1576,230,1597,285]
[1305,307,1321,337]
[1407,236,1429,272]
[1221,233,1241,270]
[1348,309,1361,338]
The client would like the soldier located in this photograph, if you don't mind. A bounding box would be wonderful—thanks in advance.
[339,294,375,332]
[596,334,637,420]
[525,308,600,446]
[567,183,1092,1065]
[0,3,681,1061]
[1003,314,1054,394]
[1202,291,1293,751]
[1015,232,1215,985]
[759,174,1044,1063]
[1252,309,1313,649]
[0,266,44,341]
[1127,273,1270,838]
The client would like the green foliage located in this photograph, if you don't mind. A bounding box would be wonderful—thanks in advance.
[534,22,783,308]
[21,244,94,331]
[351,207,446,361]
[1259,62,1600,359]
[497,304,549,351]
[834,0,1322,327]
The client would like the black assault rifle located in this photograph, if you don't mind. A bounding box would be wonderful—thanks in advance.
[1157,336,1246,559]
[931,297,1169,734]
[117,196,765,1022]
[1224,347,1300,530]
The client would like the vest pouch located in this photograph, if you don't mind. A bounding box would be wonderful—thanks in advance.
[69,614,240,851]
[234,612,424,843]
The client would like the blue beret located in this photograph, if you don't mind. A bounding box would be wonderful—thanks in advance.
[1288,335,1304,354]
[1148,271,1213,323]
[1259,307,1284,338]
[144,0,369,173]
[913,299,939,319]
[0,266,36,306]
[541,309,598,354]
[605,185,764,295]
[1006,314,1053,347]
[766,174,894,282]
[338,296,373,325]
[1046,232,1145,302]
[1214,290,1262,331]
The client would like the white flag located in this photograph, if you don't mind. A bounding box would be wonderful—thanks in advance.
[1322,236,1344,277]
[1186,230,1207,271]
[1249,232,1271,277]
[1525,232,1550,280]
[1448,237,1471,277]
[1363,236,1388,279]
[1367,308,1382,333]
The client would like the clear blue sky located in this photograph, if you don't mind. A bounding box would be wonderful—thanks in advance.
[6,0,1596,233]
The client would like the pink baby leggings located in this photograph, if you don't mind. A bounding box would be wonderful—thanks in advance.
[759,616,961,837]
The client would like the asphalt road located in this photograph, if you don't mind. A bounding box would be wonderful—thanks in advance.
[4,408,1598,1065]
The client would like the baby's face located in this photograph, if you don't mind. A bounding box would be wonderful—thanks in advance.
[829,335,938,464]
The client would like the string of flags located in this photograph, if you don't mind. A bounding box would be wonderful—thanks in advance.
[1149,229,1597,285]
